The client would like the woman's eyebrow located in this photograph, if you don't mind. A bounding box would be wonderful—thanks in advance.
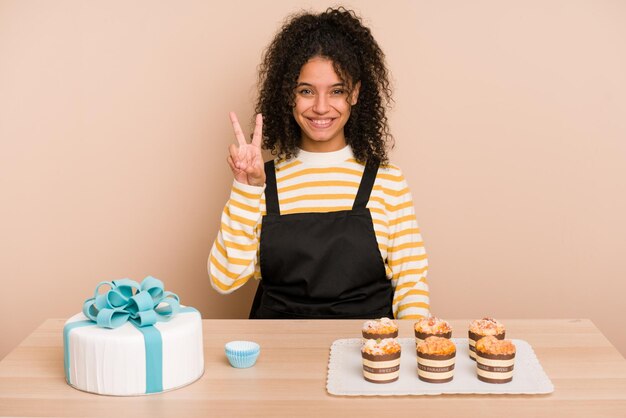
[295,82,346,87]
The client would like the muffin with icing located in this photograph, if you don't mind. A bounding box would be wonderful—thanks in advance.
[362,317,399,341]
[475,336,516,383]
[468,317,506,360]
[414,316,452,344]
[416,336,456,383]
[361,338,401,384]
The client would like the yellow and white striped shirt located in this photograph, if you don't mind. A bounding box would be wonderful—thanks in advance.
[208,146,429,319]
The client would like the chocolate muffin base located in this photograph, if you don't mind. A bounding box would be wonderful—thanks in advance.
[362,350,401,384]
[416,352,456,384]
[475,352,515,384]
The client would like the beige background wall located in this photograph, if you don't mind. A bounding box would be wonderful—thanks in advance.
[1,0,625,360]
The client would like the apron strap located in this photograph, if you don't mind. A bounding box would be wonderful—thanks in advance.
[264,160,280,215]
[353,162,379,209]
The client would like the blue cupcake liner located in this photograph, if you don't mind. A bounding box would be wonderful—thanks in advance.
[225,341,260,368]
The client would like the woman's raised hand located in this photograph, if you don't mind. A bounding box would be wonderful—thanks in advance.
[227,112,266,187]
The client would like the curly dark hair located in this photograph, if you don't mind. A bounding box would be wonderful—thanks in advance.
[254,6,394,165]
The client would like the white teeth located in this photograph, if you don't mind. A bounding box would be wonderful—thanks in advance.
[309,119,332,127]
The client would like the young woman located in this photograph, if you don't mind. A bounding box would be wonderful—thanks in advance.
[209,7,429,319]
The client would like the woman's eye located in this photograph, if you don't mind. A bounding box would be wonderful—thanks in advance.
[332,89,345,95]
[299,89,313,95]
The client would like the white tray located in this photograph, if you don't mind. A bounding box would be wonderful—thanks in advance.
[326,338,554,396]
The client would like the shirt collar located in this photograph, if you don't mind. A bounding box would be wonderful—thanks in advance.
[295,145,354,166]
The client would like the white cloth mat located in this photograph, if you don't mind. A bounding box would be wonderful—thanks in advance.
[326,338,554,396]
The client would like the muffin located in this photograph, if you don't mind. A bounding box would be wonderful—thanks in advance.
[362,317,399,341]
[468,317,505,360]
[414,316,452,344]
[361,338,401,384]
[416,336,456,383]
[475,336,516,383]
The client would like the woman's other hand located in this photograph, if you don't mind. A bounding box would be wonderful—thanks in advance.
[227,112,266,187]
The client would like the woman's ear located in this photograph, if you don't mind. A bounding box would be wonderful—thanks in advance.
[350,81,361,105]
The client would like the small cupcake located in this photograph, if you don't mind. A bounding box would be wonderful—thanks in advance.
[414,316,452,344]
[468,317,505,360]
[475,336,516,383]
[361,338,401,384]
[416,336,456,383]
[362,317,398,341]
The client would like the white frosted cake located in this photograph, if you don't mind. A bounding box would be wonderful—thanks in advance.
[63,277,204,396]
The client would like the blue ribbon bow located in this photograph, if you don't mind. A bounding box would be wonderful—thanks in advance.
[82,276,180,329]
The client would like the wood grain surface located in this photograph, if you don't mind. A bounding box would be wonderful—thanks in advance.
[0,319,625,417]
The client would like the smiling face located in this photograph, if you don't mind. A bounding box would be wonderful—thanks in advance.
[292,56,360,152]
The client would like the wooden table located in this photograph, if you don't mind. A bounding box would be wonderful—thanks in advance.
[0,319,625,417]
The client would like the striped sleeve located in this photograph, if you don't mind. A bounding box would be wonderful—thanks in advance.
[208,180,263,294]
[385,171,430,319]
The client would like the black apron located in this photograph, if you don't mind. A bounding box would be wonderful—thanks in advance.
[249,160,393,319]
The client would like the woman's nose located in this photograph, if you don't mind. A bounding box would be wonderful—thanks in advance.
[312,94,329,114]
